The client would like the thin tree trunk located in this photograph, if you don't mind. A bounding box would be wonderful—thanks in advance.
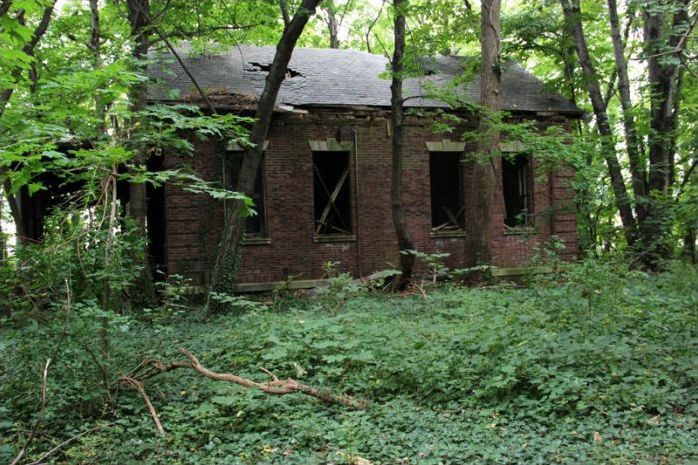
[389,0,415,291]
[608,0,646,221]
[0,188,5,260]
[463,0,499,270]
[126,0,150,232]
[89,0,106,134]
[324,0,340,48]
[683,227,696,264]
[279,0,291,28]
[209,0,322,300]
[560,0,636,246]
[0,2,56,244]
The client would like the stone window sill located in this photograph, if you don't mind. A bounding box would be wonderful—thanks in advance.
[430,230,466,239]
[503,226,537,236]
[313,234,356,244]
[242,236,271,245]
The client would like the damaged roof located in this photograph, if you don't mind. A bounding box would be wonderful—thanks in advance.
[148,44,581,115]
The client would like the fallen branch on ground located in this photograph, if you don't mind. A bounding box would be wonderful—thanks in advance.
[120,376,165,436]
[122,347,366,432]
[176,348,366,409]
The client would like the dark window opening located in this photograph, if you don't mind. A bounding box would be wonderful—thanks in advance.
[430,152,464,230]
[146,153,167,276]
[502,154,533,227]
[228,153,267,237]
[313,151,352,235]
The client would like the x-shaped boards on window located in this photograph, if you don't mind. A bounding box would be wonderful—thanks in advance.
[313,162,350,235]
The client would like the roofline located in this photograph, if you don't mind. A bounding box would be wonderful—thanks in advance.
[147,98,585,119]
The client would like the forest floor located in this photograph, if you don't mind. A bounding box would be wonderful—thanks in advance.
[1,261,697,464]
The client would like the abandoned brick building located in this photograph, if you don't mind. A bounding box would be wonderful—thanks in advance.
[148,45,581,289]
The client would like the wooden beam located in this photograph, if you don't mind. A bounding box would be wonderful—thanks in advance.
[314,165,349,234]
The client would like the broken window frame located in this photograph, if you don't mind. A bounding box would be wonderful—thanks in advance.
[429,151,465,232]
[502,152,534,229]
[312,150,353,238]
[226,147,268,239]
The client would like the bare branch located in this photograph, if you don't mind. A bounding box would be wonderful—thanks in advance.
[9,359,51,465]
[150,23,262,43]
[128,348,367,410]
[179,348,366,408]
[365,0,385,54]
[120,376,165,436]
[26,424,108,465]
[130,1,216,114]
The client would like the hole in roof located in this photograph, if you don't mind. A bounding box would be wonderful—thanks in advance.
[246,62,304,78]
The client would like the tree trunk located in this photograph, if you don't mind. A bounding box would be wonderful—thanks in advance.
[89,0,106,134]
[324,0,341,48]
[0,2,56,245]
[126,0,155,304]
[389,0,415,291]
[683,227,696,264]
[560,0,637,246]
[126,0,150,233]
[0,192,5,260]
[209,0,322,300]
[608,0,646,221]
[639,0,689,268]
[463,0,500,270]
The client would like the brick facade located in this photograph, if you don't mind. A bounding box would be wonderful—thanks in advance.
[163,109,578,285]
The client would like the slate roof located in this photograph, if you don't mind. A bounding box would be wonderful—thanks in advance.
[148,45,581,115]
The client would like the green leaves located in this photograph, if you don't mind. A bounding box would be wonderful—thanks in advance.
[2,259,697,464]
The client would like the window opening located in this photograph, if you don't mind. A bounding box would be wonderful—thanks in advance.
[313,151,352,235]
[502,154,533,227]
[430,151,464,230]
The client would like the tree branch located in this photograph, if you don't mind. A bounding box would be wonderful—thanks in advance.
[9,359,51,465]
[128,348,367,413]
[279,0,291,27]
[120,376,165,436]
[130,1,216,114]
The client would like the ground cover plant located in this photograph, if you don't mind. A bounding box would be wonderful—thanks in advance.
[1,259,696,464]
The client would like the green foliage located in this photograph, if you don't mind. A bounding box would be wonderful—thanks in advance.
[313,261,366,313]
[404,249,452,283]
[1,260,697,464]
[209,292,269,314]
[0,211,147,313]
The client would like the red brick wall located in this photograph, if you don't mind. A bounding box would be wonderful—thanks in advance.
[163,110,578,285]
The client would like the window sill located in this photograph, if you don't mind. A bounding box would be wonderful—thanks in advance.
[242,236,271,245]
[430,230,466,239]
[503,226,537,236]
[313,234,356,244]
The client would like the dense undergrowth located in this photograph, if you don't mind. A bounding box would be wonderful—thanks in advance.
[1,260,697,464]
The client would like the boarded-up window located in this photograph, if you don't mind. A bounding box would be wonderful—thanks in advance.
[228,154,266,237]
[502,154,533,227]
[313,151,352,235]
[430,152,464,230]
